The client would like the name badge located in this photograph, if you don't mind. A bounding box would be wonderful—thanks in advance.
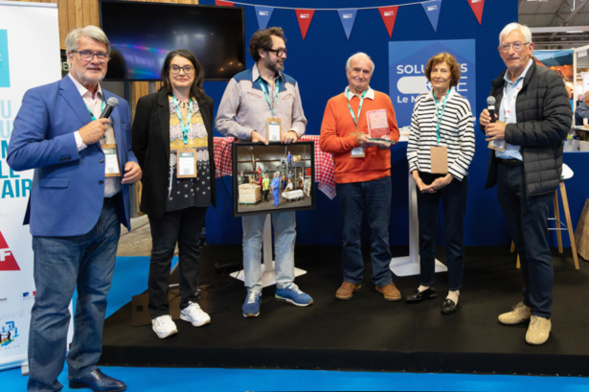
[350,131,365,158]
[103,144,121,177]
[177,148,198,178]
[430,146,448,174]
[267,118,282,142]
[488,139,507,152]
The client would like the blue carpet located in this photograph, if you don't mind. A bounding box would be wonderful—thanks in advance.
[3,256,589,391]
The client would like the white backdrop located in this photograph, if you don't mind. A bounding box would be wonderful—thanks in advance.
[0,0,61,370]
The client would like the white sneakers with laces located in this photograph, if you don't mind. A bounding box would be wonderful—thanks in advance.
[151,315,178,339]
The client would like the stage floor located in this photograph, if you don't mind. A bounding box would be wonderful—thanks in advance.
[100,245,589,376]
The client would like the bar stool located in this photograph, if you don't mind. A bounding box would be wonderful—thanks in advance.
[513,163,580,270]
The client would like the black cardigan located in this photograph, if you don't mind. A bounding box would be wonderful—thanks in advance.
[132,89,217,218]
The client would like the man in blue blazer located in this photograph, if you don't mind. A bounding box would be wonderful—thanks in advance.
[7,26,141,392]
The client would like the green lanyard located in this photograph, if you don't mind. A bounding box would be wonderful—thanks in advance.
[259,77,280,117]
[346,86,367,129]
[172,94,193,145]
[85,100,105,121]
[433,89,450,143]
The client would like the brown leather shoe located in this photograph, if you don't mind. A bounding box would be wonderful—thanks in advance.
[335,282,361,300]
[375,282,402,301]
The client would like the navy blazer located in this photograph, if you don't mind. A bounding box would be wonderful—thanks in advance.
[7,76,137,236]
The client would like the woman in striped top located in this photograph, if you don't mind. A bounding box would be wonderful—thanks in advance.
[405,53,475,315]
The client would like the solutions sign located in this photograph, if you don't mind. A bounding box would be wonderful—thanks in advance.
[388,39,476,127]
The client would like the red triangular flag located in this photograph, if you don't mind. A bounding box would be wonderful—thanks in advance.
[215,0,234,6]
[467,0,485,24]
[0,231,20,271]
[378,6,399,38]
[295,9,315,40]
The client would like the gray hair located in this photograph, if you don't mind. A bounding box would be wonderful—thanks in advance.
[499,23,532,45]
[65,25,111,57]
[346,52,375,74]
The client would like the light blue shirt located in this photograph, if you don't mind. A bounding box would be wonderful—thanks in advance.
[496,59,534,161]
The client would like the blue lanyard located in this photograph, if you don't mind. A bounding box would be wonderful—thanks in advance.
[433,89,450,143]
[346,87,368,130]
[172,94,193,145]
[86,100,105,121]
[259,78,280,117]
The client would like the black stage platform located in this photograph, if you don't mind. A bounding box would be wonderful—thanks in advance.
[100,245,589,376]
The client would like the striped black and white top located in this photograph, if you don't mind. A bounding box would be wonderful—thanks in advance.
[407,89,475,181]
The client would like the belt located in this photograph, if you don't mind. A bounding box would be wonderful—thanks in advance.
[497,158,523,167]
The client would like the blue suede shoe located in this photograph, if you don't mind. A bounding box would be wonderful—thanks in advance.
[242,291,262,317]
[275,283,313,307]
[69,368,126,392]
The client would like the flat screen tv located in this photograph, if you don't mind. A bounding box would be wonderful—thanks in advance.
[99,0,245,81]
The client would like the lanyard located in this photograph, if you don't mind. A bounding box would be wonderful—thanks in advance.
[172,94,193,146]
[259,78,280,117]
[346,86,368,130]
[433,89,450,143]
[86,100,105,121]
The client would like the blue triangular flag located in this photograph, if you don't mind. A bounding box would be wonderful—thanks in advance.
[337,9,357,40]
[422,0,442,32]
[255,6,274,30]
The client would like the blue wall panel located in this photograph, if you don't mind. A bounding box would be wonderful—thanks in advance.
[199,0,584,248]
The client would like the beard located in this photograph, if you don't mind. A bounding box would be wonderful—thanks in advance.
[264,56,284,74]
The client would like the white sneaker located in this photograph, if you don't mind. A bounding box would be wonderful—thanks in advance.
[498,302,531,325]
[525,316,551,345]
[151,315,178,339]
[180,302,211,327]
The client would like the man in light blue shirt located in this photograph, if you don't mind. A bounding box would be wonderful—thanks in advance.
[479,23,572,346]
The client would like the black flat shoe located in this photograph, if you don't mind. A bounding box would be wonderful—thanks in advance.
[405,287,437,303]
[441,298,458,315]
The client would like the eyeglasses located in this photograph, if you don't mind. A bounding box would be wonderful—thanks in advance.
[499,42,530,52]
[267,48,288,57]
[72,50,109,62]
[170,65,195,74]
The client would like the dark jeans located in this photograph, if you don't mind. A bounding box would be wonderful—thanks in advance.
[148,207,207,319]
[496,161,553,318]
[336,176,392,287]
[416,172,468,291]
[28,196,121,392]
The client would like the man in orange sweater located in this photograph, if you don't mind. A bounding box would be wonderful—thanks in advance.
[320,52,401,301]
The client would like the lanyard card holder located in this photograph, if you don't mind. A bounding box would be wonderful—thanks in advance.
[177,148,198,178]
[103,144,121,177]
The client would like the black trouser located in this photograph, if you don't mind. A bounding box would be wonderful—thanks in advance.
[148,207,207,318]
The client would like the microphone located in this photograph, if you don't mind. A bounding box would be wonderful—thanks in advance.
[100,97,119,119]
[486,96,496,123]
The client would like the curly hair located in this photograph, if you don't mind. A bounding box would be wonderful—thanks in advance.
[249,27,285,62]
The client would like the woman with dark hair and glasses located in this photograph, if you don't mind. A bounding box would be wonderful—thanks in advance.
[132,49,216,339]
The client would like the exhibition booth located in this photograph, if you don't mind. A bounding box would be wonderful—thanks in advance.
[2,0,589,379]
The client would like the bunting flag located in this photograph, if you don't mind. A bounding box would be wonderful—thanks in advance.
[215,0,234,6]
[378,6,399,38]
[337,9,358,40]
[467,0,485,24]
[255,6,274,29]
[295,9,315,40]
[422,0,442,32]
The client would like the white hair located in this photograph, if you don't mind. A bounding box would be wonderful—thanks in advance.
[346,52,375,74]
[499,23,532,44]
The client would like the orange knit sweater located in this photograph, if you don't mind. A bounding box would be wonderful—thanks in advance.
[319,90,399,184]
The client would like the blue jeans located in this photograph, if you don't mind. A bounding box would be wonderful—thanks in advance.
[336,176,393,287]
[242,212,296,293]
[416,172,468,291]
[148,207,207,318]
[496,161,553,318]
[27,197,121,392]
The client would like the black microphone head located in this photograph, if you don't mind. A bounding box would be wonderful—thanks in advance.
[487,96,496,105]
[107,97,119,107]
